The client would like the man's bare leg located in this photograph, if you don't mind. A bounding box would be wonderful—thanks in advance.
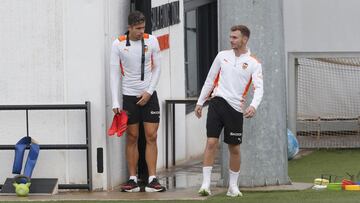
[126,123,139,177]
[143,122,159,177]
[120,123,141,192]
[228,144,240,172]
[143,122,165,192]
[203,138,219,166]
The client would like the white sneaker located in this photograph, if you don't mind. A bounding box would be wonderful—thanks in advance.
[198,187,211,196]
[226,186,243,197]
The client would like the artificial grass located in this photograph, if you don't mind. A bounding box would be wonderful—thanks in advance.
[207,190,360,203]
[205,150,360,203]
[288,149,360,183]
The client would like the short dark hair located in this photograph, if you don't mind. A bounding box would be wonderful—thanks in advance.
[231,25,250,39]
[128,11,145,26]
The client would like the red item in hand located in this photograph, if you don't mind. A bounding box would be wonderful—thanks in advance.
[108,114,119,136]
[108,111,128,137]
[117,111,128,137]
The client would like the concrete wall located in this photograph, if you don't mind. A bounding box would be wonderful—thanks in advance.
[218,0,289,187]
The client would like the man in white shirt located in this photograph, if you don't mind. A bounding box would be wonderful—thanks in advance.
[195,25,264,197]
[110,11,165,192]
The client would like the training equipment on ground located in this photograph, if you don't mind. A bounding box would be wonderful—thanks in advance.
[1,177,59,196]
[314,178,329,186]
[12,175,31,197]
[312,185,327,190]
[11,137,39,196]
[344,185,360,191]
[342,179,356,189]
[327,183,342,191]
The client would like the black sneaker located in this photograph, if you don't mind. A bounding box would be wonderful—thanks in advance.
[145,178,166,192]
[121,179,140,192]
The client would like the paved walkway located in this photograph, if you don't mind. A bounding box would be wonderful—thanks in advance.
[0,156,312,201]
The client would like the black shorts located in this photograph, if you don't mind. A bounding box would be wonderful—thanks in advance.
[206,97,243,145]
[123,91,160,125]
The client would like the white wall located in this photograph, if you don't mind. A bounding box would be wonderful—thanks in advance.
[185,108,208,160]
[0,0,112,190]
[64,0,109,190]
[150,0,187,167]
[284,0,360,52]
[0,0,68,185]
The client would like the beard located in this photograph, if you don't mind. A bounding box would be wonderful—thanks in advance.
[231,43,242,49]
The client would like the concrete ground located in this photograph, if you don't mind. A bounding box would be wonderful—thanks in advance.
[0,155,312,201]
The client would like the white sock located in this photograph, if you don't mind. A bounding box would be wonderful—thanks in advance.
[229,169,240,188]
[201,166,213,189]
[148,175,156,183]
[129,176,138,183]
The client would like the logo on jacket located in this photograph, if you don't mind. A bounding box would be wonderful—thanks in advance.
[230,132,242,137]
[242,63,248,69]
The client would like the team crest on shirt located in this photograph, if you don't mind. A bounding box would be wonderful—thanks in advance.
[242,63,248,69]
[144,45,148,52]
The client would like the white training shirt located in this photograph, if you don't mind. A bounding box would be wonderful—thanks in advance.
[110,34,161,109]
[197,49,263,113]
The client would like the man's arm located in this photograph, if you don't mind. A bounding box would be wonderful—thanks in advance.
[195,53,221,118]
[110,40,123,112]
[244,63,263,118]
[147,36,161,95]
[249,63,263,109]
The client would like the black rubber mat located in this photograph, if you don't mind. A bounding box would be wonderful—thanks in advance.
[0,178,58,195]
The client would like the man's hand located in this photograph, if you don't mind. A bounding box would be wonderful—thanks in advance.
[136,92,152,106]
[195,105,203,118]
[244,106,256,118]
[112,108,121,114]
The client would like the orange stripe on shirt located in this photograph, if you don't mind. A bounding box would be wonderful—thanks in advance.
[120,60,125,76]
[214,71,220,87]
[250,55,261,64]
[151,54,154,70]
[205,70,221,100]
[118,35,126,42]
[242,77,252,97]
